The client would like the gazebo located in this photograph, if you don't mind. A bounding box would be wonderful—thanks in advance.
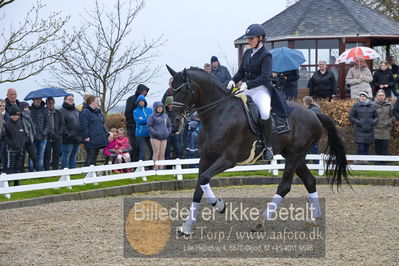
[234,0,399,98]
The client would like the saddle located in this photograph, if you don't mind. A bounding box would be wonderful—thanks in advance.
[235,94,289,136]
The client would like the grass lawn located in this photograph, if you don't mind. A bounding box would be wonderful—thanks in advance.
[1,169,398,202]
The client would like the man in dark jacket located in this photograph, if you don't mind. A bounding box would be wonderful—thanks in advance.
[3,107,29,185]
[59,94,81,169]
[210,56,231,87]
[5,88,22,116]
[124,84,149,162]
[280,69,300,100]
[164,96,181,159]
[29,98,53,171]
[43,97,64,170]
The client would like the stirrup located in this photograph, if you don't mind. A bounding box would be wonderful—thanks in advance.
[263,146,274,161]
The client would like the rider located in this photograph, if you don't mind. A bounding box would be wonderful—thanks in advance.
[227,24,290,160]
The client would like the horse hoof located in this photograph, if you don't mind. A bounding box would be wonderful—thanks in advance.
[213,198,226,213]
[178,223,193,236]
[251,223,266,232]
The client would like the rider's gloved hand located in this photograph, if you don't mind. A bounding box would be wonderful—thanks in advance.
[237,82,248,93]
[227,80,235,91]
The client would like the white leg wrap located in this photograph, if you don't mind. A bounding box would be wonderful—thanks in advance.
[308,192,321,218]
[200,184,217,205]
[186,202,200,226]
[263,194,283,220]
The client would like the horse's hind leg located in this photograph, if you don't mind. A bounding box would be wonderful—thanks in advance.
[296,161,321,218]
[263,154,304,221]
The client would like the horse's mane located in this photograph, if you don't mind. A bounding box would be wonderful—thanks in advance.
[187,66,230,96]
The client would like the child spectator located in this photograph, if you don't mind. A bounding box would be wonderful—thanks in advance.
[103,133,117,166]
[184,112,201,160]
[114,128,132,166]
[303,96,321,164]
[147,102,171,170]
[133,95,153,161]
[3,107,28,185]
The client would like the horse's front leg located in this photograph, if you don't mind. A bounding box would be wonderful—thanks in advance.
[178,156,235,236]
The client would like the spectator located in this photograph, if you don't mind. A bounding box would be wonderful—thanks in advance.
[77,92,92,112]
[125,84,150,162]
[103,133,117,168]
[328,56,339,82]
[0,99,5,173]
[165,96,182,160]
[373,90,394,159]
[114,128,132,168]
[147,101,171,170]
[308,61,337,101]
[59,95,81,169]
[210,56,231,87]
[43,97,64,170]
[29,98,53,171]
[19,102,40,172]
[387,55,398,77]
[204,63,211,73]
[303,96,321,164]
[372,61,397,98]
[281,69,300,100]
[5,88,22,116]
[349,91,378,155]
[184,112,201,160]
[133,95,153,161]
[4,107,27,185]
[80,95,109,166]
[346,56,373,99]
[161,78,174,105]
[394,97,399,120]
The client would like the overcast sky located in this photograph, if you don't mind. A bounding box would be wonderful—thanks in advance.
[0,0,287,108]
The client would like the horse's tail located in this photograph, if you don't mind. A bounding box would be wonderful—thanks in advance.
[315,113,351,189]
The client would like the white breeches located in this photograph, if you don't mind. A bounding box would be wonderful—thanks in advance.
[243,85,271,120]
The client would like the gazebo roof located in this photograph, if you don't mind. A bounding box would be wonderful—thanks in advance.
[235,0,399,44]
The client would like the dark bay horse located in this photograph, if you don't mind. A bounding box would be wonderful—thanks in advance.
[166,66,349,234]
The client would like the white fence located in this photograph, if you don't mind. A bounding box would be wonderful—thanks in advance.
[0,154,398,199]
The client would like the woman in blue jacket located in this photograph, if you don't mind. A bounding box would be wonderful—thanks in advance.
[79,95,109,166]
[133,95,153,161]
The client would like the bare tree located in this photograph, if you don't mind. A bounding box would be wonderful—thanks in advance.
[0,1,71,83]
[355,0,399,22]
[0,0,15,9]
[48,0,163,114]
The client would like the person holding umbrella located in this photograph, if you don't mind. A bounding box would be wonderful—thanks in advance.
[227,24,290,160]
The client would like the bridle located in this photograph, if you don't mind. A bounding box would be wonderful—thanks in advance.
[171,72,234,117]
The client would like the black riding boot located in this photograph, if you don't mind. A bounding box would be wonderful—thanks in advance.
[273,113,291,134]
[261,118,273,160]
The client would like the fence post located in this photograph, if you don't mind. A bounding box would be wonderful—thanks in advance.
[271,159,278,176]
[134,160,147,182]
[84,165,98,185]
[318,153,325,176]
[175,158,183,181]
[0,173,11,199]
[56,168,72,189]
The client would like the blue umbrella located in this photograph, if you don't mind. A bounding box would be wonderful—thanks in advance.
[24,88,71,101]
[269,47,306,72]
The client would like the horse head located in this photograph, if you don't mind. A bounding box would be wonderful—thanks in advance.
[166,65,198,125]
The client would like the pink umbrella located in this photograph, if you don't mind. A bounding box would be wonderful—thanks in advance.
[337,47,380,63]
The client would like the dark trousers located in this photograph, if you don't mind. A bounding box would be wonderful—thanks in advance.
[85,148,100,166]
[135,136,153,161]
[165,133,182,159]
[375,139,389,155]
[21,142,41,172]
[306,143,319,164]
[43,141,62,170]
[127,127,140,162]
[6,149,23,186]
[0,141,6,173]
[357,143,370,155]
